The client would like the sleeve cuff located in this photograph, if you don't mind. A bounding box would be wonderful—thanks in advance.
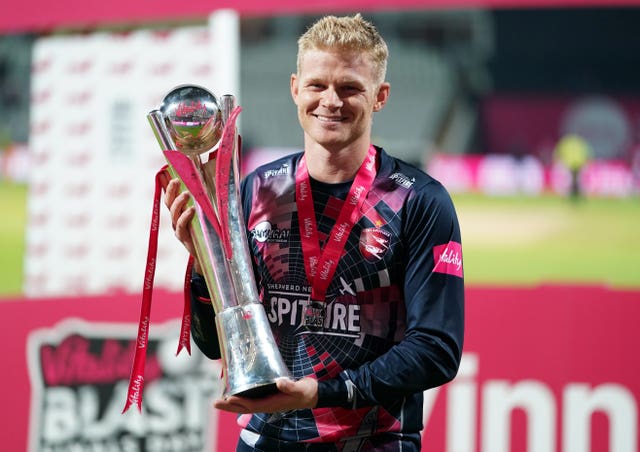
[191,271,211,303]
[316,373,351,408]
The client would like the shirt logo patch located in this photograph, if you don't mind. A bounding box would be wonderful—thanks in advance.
[433,241,463,278]
[389,172,415,188]
[251,220,290,243]
[263,163,290,179]
[359,228,391,262]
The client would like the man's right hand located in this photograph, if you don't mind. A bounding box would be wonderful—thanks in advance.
[163,177,201,273]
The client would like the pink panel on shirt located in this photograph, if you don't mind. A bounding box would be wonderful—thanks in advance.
[432,242,463,278]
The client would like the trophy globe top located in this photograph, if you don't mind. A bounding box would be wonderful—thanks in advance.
[160,84,224,156]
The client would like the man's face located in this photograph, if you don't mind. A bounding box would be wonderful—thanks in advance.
[291,48,389,153]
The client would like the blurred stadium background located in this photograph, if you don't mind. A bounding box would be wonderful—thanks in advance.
[0,2,638,451]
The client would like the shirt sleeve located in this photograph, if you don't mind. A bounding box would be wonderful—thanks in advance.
[189,271,221,360]
[317,180,465,408]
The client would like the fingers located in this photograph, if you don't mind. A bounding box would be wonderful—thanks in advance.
[174,204,195,238]
[212,378,318,414]
[170,191,192,228]
[164,179,191,229]
[163,178,197,257]
[174,203,196,256]
[214,397,251,414]
[275,377,318,409]
[158,170,171,192]
[275,377,296,394]
[164,178,181,211]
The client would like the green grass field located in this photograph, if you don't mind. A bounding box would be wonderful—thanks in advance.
[0,182,638,297]
[453,193,640,288]
[1,181,27,296]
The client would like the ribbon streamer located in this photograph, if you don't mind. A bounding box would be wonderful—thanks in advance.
[123,166,168,413]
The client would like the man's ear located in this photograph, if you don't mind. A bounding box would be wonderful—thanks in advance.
[374,82,390,112]
[290,73,299,104]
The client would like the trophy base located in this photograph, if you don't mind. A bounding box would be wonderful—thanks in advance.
[217,303,292,399]
[234,382,279,399]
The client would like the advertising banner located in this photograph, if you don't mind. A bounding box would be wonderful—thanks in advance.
[427,153,638,197]
[1,285,637,451]
[25,12,239,298]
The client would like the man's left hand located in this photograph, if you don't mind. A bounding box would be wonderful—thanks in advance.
[213,377,318,414]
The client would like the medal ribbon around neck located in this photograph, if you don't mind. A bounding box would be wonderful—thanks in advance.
[295,144,377,303]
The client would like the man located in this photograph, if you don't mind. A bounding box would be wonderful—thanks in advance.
[554,133,591,201]
[165,14,464,451]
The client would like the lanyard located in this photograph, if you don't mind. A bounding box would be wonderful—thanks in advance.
[295,145,377,304]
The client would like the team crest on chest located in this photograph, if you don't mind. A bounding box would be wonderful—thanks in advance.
[359,228,391,262]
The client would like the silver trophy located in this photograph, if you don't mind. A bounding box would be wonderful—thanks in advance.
[148,84,291,398]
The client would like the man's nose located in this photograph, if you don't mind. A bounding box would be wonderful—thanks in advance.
[321,87,343,108]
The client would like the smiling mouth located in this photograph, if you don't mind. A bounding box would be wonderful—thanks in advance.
[314,114,345,123]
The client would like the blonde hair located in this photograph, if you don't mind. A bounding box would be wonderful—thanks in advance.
[297,14,388,84]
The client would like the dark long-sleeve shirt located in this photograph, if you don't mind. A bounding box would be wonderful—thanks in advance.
[189,147,464,447]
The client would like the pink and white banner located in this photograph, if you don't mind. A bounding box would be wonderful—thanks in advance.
[1,285,637,451]
[25,12,239,298]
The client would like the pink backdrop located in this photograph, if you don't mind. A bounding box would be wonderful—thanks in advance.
[1,285,638,451]
[3,0,640,34]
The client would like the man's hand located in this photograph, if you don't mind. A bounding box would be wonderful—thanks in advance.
[214,377,319,414]
[163,178,201,272]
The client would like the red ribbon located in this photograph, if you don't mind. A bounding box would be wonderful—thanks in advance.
[162,150,222,238]
[122,167,194,413]
[177,256,194,356]
[215,106,242,258]
[296,145,377,302]
[123,167,166,412]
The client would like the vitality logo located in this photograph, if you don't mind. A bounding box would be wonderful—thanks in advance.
[432,241,463,278]
[27,319,221,452]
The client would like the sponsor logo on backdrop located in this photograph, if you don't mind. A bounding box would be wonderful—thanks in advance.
[425,353,638,452]
[27,320,221,452]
